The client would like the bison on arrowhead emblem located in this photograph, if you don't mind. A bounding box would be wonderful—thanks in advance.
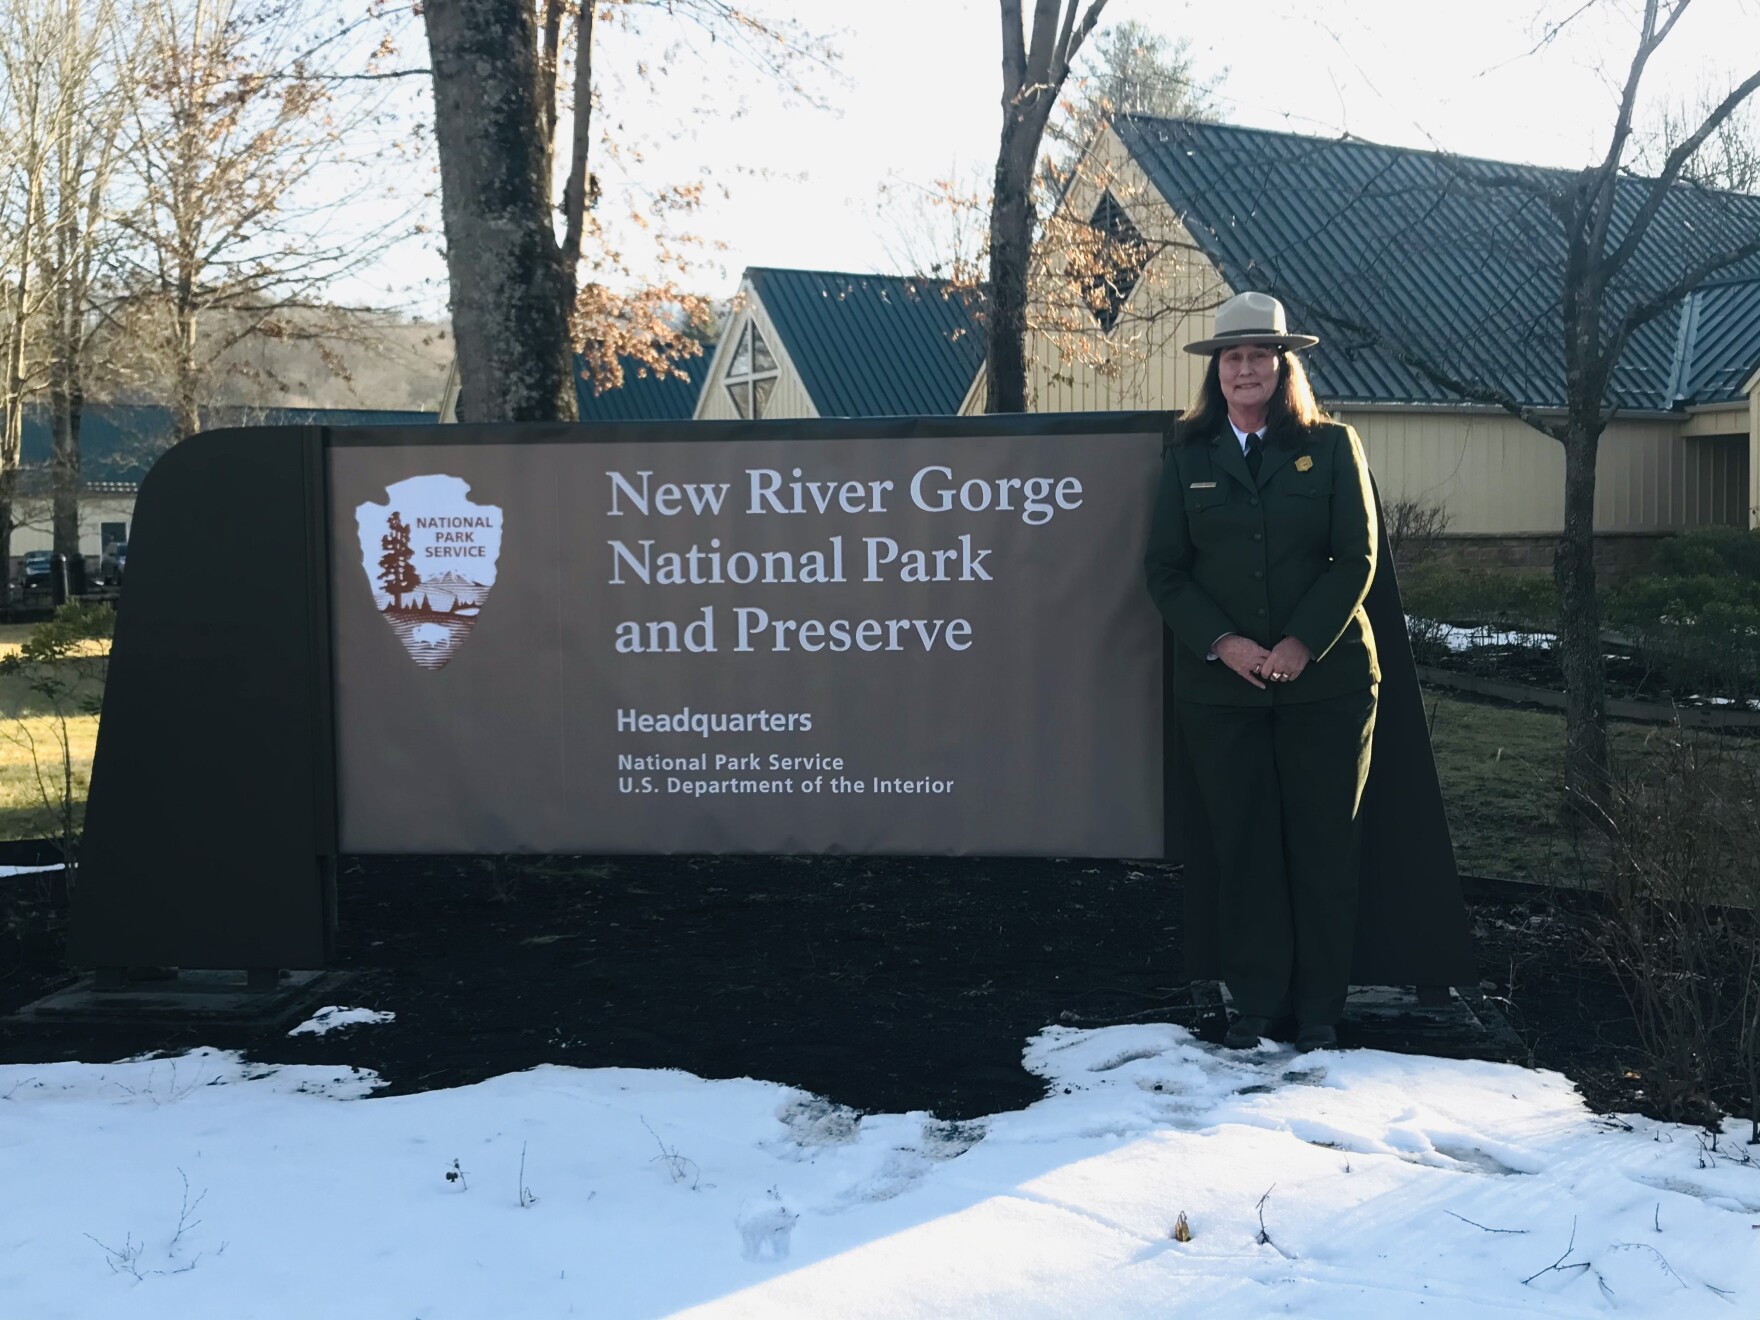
[356,475,503,670]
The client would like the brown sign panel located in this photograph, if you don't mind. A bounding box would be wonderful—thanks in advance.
[328,427,1167,855]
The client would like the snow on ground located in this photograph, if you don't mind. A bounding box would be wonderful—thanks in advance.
[285,1006,397,1036]
[1407,617,1556,652]
[3,1026,1757,1319]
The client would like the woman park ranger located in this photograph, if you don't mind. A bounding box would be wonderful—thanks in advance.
[1144,292,1379,1054]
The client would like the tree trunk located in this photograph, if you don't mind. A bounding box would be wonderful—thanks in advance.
[2,277,27,593]
[1555,416,1610,818]
[986,118,1041,414]
[49,346,81,560]
[171,298,200,443]
[425,0,578,424]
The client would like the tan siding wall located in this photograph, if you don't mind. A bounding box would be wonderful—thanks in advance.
[1023,127,1228,414]
[1333,409,1563,535]
[693,292,818,421]
[1680,405,1745,437]
[12,494,137,559]
[1597,422,1746,528]
[1750,382,1760,529]
[1332,410,1743,534]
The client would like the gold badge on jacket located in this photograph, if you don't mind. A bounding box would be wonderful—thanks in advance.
[1294,455,1314,472]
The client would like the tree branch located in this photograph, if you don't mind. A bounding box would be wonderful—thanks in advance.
[538,0,564,161]
[1000,1,1027,96]
[1053,0,1109,86]
[560,0,596,281]
[1303,300,1569,442]
[312,67,432,82]
[1604,232,1760,375]
[1604,64,1760,282]
[275,4,420,79]
[1589,0,1699,267]
[1024,0,1061,85]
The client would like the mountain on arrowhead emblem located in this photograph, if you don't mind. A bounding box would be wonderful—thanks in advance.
[355,475,503,670]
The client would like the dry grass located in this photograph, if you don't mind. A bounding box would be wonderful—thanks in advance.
[0,661,103,842]
[0,622,109,660]
[1420,687,1760,885]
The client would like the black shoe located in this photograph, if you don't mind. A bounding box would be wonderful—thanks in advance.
[1294,1023,1338,1053]
[1224,1015,1274,1049]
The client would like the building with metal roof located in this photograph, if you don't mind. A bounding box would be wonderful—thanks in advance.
[694,268,985,421]
[997,115,1760,553]
[439,266,982,426]
[12,403,437,570]
[576,355,705,422]
[439,352,705,423]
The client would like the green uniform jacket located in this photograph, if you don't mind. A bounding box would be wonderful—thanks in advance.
[1145,420,1379,706]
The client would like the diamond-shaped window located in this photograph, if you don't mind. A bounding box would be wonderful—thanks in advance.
[1084,191,1148,332]
[724,320,780,418]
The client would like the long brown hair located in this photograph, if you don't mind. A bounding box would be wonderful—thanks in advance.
[1178,348,1329,446]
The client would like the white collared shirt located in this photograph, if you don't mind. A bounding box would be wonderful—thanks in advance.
[1228,419,1264,452]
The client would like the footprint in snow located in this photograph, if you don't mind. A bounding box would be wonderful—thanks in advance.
[774,1094,861,1151]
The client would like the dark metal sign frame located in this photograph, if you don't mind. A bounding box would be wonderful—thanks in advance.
[69,416,1475,988]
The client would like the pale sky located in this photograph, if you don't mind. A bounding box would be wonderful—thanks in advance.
[352,0,1760,318]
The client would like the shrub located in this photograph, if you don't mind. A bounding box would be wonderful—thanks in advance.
[1597,727,1760,1134]
[1399,566,1558,673]
[1399,565,1557,631]
[1604,539,1760,701]
[1649,526,1760,582]
[1382,496,1452,570]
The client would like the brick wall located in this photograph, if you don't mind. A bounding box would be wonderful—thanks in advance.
[1413,532,1670,579]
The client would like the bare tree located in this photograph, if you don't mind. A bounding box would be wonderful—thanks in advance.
[114,0,410,442]
[1301,0,1760,813]
[987,0,1110,414]
[1643,90,1760,193]
[875,26,1219,408]
[1041,19,1218,192]
[426,0,836,423]
[872,166,993,285]
[0,0,71,575]
[0,80,43,583]
[34,0,131,560]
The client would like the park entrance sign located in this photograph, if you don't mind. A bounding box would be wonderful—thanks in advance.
[328,428,1164,855]
[67,413,1476,989]
[68,416,1173,971]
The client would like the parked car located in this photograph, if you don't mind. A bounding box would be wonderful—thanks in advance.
[19,549,54,597]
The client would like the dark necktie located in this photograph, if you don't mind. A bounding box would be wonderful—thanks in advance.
[1244,432,1263,480]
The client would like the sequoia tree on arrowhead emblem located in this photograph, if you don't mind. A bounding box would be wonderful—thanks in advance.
[355,475,504,670]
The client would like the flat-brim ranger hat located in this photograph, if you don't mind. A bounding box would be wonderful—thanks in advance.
[1183,291,1319,355]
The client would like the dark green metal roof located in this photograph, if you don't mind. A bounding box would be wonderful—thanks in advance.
[20,403,437,485]
[1674,276,1760,405]
[747,268,985,416]
[575,353,704,421]
[1115,115,1760,411]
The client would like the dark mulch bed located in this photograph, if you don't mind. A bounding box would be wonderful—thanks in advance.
[0,854,1669,1122]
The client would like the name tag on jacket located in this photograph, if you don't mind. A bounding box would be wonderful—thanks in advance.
[1189,481,1218,489]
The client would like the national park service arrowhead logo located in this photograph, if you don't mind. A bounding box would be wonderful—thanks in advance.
[356,475,502,670]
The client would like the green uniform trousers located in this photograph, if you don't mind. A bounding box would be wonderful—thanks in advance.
[1177,685,1377,1024]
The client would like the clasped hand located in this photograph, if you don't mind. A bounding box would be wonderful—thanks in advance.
[1215,635,1312,689]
